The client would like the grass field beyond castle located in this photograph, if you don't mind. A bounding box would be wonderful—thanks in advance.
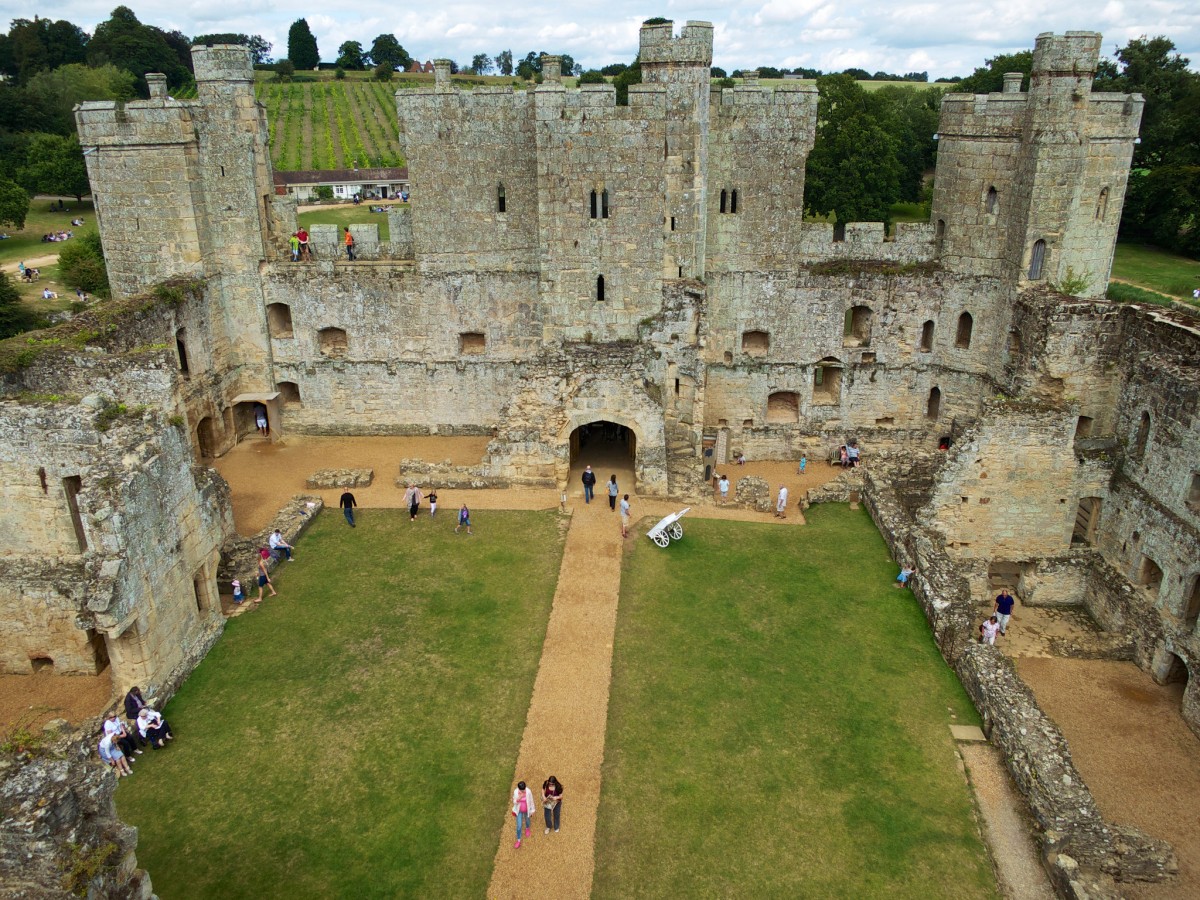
[594,505,997,898]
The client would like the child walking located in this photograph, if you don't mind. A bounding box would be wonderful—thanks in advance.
[455,503,472,535]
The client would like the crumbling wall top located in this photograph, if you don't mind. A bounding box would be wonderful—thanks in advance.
[192,43,254,83]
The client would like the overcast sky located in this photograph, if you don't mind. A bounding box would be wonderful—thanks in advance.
[3,1,1198,78]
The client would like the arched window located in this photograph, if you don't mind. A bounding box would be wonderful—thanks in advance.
[812,357,843,405]
[277,381,301,405]
[986,186,998,214]
[767,391,800,424]
[1137,556,1164,598]
[742,330,769,356]
[596,274,605,302]
[919,320,935,352]
[844,305,872,347]
[318,327,348,357]
[497,182,506,213]
[1134,411,1151,459]
[175,328,190,376]
[1029,239,1047,280]
[926,386,941,420]
[1096,187,1108,221]
[1074,416,1093,441]
[955,312,973,349]
[267,303,293,339]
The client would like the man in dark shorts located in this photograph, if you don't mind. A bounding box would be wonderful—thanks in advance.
[340,491,357,527]
[994,588,1016,636]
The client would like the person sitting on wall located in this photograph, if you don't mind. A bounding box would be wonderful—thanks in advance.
[98,732,133,777]
[269,529,295,561]
[137,707,174,749]
[846,441,860,467]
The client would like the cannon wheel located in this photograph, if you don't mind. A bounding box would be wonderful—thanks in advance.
[652,531,670,548]
[668,522,684,541]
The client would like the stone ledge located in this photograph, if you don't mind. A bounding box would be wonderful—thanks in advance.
[306,468,374,489]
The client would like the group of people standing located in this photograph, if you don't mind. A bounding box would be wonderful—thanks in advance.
[97,686,175,778]
[980,589,1016,645]
[511,776,563,848]
[581,466,631,537]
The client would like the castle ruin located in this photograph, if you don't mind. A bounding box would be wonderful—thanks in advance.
[0,21,1197,896]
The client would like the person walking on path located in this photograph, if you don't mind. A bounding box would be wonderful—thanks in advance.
[775,484,789,518]
[980,616,1000,646]
[455,503,472,535]
[343,227,355,261]
[254,403,269,437]
[428,489,438,517]
[404,484,422,522]
[994,589,1016,636]
[542,775,563,834]
[231,579,246,605]
[607,475,619,510]
[798,454,807,474]
[511,781,534,848]
[340,491,357,527]
[718,474,729,503]
[620,494,631,538]
[256,549,277,602]
[582,465,596,503]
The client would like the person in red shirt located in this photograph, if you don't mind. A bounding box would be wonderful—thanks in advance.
[296,227,310,260]
[343,227,355,261]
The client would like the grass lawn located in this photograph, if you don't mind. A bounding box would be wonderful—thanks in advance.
[298,204,394,242]
[0,197,96,269]
[594,505,996,898]
[116,508,565,899]
[1111,241,1200,302]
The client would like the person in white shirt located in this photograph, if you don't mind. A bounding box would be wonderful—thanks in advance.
[137,707,174,748]
[718,475,729,503]
[511,781,535,848]
[269,529,294,561]
[98,733,132,776]
[775,485,789,518]
[980,616,1001,646]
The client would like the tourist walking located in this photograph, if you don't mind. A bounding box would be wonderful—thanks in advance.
[718,474,729,503]
[428,489,438,517]
[343,227,355,261]
[798,455,807,474]
[582,465,596,503]
[980,616,1000,646]
[620,494,631,538]
[511,780,535,848]
[607,475,619,510]
[542,775,563,834]
[775,484,789,518]
[455,503,472,534]
[404,484,422,522]
[254,403,269,437]
[256,548,277,602]
[994,589,1016,635]
[232,579,246,604]
[340,490,357,527]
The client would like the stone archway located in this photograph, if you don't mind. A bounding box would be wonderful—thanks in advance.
[558,408,666,496]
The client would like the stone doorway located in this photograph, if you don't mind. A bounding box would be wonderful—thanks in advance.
[569,421,637,499]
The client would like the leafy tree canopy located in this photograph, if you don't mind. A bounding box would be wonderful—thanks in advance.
[470,54,492,75]
[18,133,90,199]
[954,51,1032,94]
[496,49,513,77]
[87,6,193,93]
[0,17,88,84]
[23,63,137,135]
[287,18,319,70]
[804,74,902,225]
[336,40,367,70]
[0,271,37,340]
[57,230,110,298]
[0,176,31,229]
[370,34,411,72]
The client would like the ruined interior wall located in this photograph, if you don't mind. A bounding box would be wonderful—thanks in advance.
[0,559,95,675]
[919,402,1080,558]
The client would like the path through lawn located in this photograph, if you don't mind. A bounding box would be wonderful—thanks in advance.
[115,508,564,899]
[593,505,997,898]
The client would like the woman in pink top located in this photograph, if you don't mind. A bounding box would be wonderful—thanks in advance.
[511,780,534,848]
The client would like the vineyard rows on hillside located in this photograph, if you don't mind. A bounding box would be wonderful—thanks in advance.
[255,81,406,171]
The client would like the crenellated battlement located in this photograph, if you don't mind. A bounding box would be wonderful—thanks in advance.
[639,20,713,75]
[192,43,254,84]
[1031,31,1102,78]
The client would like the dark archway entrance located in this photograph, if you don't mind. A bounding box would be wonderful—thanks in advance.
[569,421,636,499]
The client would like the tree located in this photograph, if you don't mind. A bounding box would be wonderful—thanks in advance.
[578,70,606,84]
[370,34,411,72]
[804,74,902,225]
[57,230,110,298]
[373,62,394,82]
[757,66,782,80]
[23,63,137,136]
[600,63,627,77]
[559,54,578,77]
[516,52,541,81]
[0,272,37,340]
[710,66,726,78]
[287,19,319,70]
[19,133,90,200]
[336,40,367,70]
[613,60,642,106]
[470,54,492,75]
[873,85,942,203]
[1094,37,1200,256]
[955,51,1032,94]
[192,33,273,65]
[275,59,295,81]
[0,18,87,83]
[0,177,30,230]
[496,49,513,77]
[87,7,193,92]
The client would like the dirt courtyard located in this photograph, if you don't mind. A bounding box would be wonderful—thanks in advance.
[1019,658,1200,899]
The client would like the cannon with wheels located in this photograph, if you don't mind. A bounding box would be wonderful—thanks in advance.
[647,507,690,547]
